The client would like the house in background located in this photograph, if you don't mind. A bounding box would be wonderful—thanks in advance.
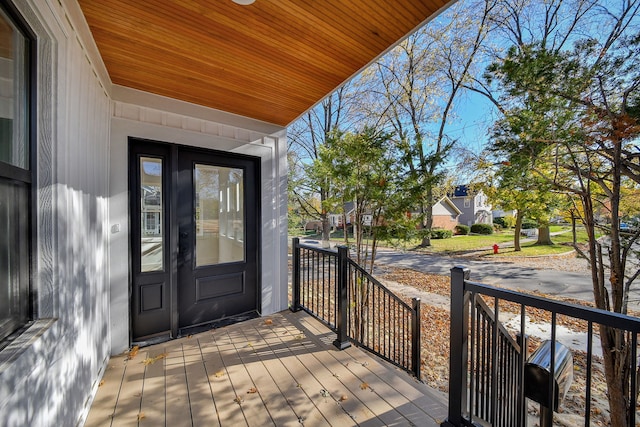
[432,196,462,231]
[492,208,518,221]
[0,1,451,425]
[450,185,493,226]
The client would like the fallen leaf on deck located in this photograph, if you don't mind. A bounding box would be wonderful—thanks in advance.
[339,395,348,401]
[127,345,139,360]
[137,412,146,420]
[264,319,273,325]
[142,353,168,365]
[247,387,258,394]
[360,382,369,390]
[214,370,225,378]
[99,380,105,387]
[234,396,244,405]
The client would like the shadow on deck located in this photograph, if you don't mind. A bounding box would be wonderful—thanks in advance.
[86,310,448,426]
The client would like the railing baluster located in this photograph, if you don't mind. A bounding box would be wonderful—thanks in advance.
[630,332,637,427]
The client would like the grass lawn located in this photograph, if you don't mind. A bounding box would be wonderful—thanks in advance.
[299,226,596,257]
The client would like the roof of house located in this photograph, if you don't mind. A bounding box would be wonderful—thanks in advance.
[77,0,450,126]
[436,196,462,215]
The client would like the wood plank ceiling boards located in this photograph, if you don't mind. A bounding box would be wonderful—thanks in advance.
[78,0,450,126]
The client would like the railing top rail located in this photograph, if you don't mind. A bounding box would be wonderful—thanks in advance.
[295,241,338,256]
[465,279,640,332]
[347,258,414,311]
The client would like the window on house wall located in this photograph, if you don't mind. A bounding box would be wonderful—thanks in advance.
[464,198,470,208]
[0,3,33,344]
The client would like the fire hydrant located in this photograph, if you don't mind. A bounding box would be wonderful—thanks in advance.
[493,244,499,254]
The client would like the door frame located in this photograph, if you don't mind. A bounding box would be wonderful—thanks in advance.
[128,137,262,344]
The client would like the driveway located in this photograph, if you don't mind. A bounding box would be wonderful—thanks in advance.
[373,249,640,313]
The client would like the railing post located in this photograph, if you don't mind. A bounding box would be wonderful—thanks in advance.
[412,297,421,380]
[442,266,471,427]
[333,245,351,350]
[290,238,301,312]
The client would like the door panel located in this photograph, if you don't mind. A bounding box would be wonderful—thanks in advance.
[130,144,172,341]
[130,139,260,342]
[177,150,258,331]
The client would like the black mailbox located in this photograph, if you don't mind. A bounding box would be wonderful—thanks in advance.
[524,340,573,410]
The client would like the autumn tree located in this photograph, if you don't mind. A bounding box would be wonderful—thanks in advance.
[313,127,406,271]
[351,0,496,247]
[288,86,354,247]
[486,3,640,422]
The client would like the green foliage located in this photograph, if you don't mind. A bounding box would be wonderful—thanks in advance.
[493,217,507,228]
[521,220,538,230]
[455,224,470,235]
[470,223,494,235]
[431,229,453,239]
[503,215,517,228]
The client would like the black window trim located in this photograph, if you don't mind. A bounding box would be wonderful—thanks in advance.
[0,0,38,345]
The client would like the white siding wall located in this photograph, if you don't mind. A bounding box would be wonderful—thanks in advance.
[0,1,112,426]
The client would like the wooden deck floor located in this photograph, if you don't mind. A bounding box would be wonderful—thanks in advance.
[85,310,448,426]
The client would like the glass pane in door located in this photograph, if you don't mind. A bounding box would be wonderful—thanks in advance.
[195,164,244,266]
[140,157,164,272]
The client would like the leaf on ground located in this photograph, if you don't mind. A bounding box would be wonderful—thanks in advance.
[127,345,139,360]
[332,373,340,378]
[137,412,146,420]
[320,389,330,398]
[360,382,369,390]
[142,352,167,366]
[247,387,258,394]
[264,319,273,325]
[214,370,225,378]
[234,396,244,405]
[339,395,348,401]
[99,380,105,387]
[294,335,303,340]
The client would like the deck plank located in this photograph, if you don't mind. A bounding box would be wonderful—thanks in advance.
[84,355,127,427]
[110,348,148,426]
[233,322,303,426]
[139,347,167,426]
[164,343,194,427]
[87,311,449,427]
[200,334,248,427]
[219,328,275,426]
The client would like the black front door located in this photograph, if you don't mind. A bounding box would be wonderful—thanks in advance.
[130,139,260,343]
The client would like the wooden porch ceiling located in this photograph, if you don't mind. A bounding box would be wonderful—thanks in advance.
[77,0,450,127]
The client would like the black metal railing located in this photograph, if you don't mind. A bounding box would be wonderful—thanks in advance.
[443,266,640,427]
[468,293,526,426]
[291,238,421,378]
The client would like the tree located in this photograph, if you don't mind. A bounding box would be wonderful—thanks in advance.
[288,87,354,247]
[353,0,496,247]
[313,127,405,271]
[486,3,640,421]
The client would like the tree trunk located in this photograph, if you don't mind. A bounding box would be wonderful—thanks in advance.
[514,210,524,251]
[420,187,434,247]
[571,214,577,246]
[536,225,553,245]
[600,324,631,427]
[321,214,330,248]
